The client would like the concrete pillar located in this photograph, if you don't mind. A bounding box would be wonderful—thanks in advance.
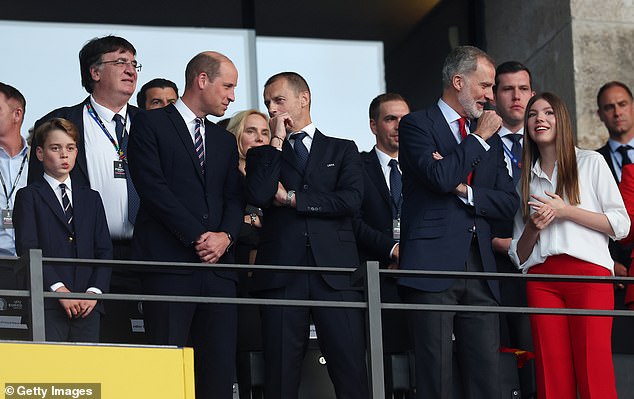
[483,0,634,149]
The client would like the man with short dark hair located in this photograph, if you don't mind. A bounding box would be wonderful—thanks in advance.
[354,92,411,359]
[491,61,536,399]
[128,51,243,399]
[398,46,519,398]
[246,71,368,398]
[596,81,634,311]
[136,78,179,110]
[0,82,29,287]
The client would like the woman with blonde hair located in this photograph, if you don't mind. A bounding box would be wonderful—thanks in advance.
[509,92,629,399]
[227,109,271,175]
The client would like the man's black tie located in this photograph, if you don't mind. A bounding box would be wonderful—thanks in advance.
[114,114,140,224]
[293,131,309,172]
[617,145,632,166]
[388,159,402,217]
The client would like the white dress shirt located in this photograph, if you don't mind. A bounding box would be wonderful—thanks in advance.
[374,146,399,191]
[83,96,133,239]
[42,173,101,294]
[509,148,630,274]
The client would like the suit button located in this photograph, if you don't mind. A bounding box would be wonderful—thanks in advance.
[203,214,208,220]
[303,184,309,190]
[68,236,74,243]
[481,210,487,215]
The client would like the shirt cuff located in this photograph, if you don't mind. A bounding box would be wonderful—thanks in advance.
[471,133,491,151]
[50,282,65,292]
[389,242,399,259]
[87,287,103,295]
[457,185,474,206]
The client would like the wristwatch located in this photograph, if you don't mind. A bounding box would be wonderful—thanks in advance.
[249,213,258,225]
[224,232,234,253]
[286,190,296,206]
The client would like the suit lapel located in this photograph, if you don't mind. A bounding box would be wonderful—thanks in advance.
[430,105,458,155]
[71,187,89,243]
[203,120,218,186]
[165,105,205,183]
[367,149,391,207]
[598,145,618,183]
[33,180,71,232]
[304,130,326,178]
[281,139,302,175]
[75,98,90,183]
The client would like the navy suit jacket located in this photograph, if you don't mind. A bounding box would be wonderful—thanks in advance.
[13,178,112,310]
[28,98,141,187]
[245,130,363,291]
[127,104,243,276]
[353,149,397,266]
[397,104,519,299]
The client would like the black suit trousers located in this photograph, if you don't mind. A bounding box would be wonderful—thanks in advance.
[258,248,368,399]
[400,238,500,399]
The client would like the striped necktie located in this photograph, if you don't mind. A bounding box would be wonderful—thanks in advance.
[194,117,206,173]
[59,183,73,227]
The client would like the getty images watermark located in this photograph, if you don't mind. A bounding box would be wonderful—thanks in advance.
[4,384,100,399]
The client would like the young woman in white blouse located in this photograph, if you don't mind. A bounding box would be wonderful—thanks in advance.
[509,92,630,399]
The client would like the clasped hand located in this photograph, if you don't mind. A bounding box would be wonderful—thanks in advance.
[528,191,565,230]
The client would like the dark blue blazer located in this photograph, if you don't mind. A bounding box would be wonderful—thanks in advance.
[28,98,141,187]
[127,104,243,274]
[245,130,363,291]
[397,104,519,299]
[13,178,112,310]
[353,148,397,266]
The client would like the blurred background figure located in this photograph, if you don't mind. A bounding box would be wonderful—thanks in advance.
[136,78,179,111]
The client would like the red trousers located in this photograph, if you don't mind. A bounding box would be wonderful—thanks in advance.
[527,254,617,399]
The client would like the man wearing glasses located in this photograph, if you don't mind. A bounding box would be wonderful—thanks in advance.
[29,35,142,342]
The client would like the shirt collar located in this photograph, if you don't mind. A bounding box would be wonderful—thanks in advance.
[291,123,316,139]
[374,145,396,169]
[437,98,467,126]
[90,95,127,122]
[0,137,29,159]
[498,126,524,138]
[174,98,198,124]
[608,137,634,153]
[43,173,72,192]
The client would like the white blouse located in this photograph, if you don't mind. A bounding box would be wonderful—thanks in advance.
[509,148,630,274]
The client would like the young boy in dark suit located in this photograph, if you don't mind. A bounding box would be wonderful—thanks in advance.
[14,117,112,342]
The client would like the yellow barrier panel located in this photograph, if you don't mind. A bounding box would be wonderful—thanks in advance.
[0,341,195,399]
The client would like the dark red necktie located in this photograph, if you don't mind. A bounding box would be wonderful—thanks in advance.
[458,117,473,185]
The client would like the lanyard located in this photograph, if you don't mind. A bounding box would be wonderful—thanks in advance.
[84,99,128,161]
[502,140,521,169]
[0,152,28,209]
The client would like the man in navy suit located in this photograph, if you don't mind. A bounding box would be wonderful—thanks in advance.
[246,72,368,398]
[398,46,519,398]
[14,117,112,343]
[354,92,410,353]
[30,35,140,261]
[127,51,243,399]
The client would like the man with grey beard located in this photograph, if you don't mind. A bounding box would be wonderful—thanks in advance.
[397,46,519,398]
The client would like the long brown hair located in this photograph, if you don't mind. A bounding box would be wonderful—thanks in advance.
[520,92,580,220]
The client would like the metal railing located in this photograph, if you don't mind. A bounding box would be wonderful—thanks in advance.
[2,249,634,398]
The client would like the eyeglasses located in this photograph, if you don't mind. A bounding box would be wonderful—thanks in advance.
[96,58,142,72]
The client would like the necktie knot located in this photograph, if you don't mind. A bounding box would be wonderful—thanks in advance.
[293,131,308,142]
[508,133,523,145]
[388,159,399,169]
[618,145,632,166]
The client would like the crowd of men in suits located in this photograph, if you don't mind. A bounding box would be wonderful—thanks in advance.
[1,34,633,399]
